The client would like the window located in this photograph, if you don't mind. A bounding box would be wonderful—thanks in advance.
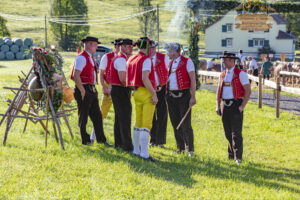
[221,38,233,47]
[222,24,233,32]
[253,39,264,47]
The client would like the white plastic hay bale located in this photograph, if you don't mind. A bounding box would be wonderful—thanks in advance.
[15,52,25,60]
[3,37,11,41]
[5,51,15,60]
[10,44,19,53]
[0,38,4,46]
[0,52,5,60]
[19,46,25,52]
[1,44,9,52]
[24,38,33,46]
[13,38,23,46]
[4,38,13,46]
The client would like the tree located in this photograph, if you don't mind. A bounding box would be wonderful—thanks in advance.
[0,16,10,37]
[137,0,157,38]
[49,0,89,51]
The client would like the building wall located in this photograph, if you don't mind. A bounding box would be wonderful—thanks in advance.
[205,11,294,58]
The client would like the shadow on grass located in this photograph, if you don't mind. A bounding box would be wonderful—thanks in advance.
[0,65,7,68]
[82,146,300,193]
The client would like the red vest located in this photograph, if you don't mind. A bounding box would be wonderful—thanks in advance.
[110,53,128,86]
[217,67,245,101]
[71,51,98,85]
[104,52,115,84]
[127,52,157,90]
[155,52,168,86]
[168,56,191,90]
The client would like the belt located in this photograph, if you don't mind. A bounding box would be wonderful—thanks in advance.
[168,89,189,98]
[83,84,96,93]
[223,82,232,86]
[222,98,243,107]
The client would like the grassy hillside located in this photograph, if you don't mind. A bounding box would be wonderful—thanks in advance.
[0,0,205,50]
[0,58,299,199]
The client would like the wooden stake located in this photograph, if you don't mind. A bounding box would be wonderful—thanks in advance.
[276,77,280,118]
[258,74,262,109]
[176,106,191,130]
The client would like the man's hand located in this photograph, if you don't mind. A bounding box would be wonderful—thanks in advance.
[80,89,86,101]
[152,93,158,105]
[216,106,221,116]
[238,105,244,113]
[102,86,110,96]
[189,97,196,107]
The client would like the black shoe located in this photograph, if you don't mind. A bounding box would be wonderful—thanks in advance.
[82,141,92,146]
[157,144,165,148]
[176,149,184,154]
[104,142,113,147]
[141,156,156,162]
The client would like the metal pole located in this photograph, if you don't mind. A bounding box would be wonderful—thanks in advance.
[157,4,160,52]
[45,16,47,48]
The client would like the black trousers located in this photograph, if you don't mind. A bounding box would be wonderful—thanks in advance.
[111,85,133,151]
[221,99,243,160]
[150,85,168,145]
[167,89,194,152]
[74,85,106,145]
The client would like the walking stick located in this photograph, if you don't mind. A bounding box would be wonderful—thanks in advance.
[176,106,191,130]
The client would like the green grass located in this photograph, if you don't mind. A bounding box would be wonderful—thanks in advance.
[0,59,300,199]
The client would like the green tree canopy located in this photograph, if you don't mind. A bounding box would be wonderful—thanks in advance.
[137,0,157,38]
[0,16,11,37]
[49,0,89,51]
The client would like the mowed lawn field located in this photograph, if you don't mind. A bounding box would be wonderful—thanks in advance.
[0,58,300,199]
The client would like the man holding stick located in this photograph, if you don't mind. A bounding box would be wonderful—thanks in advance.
[216,52,251,165]
[165,43,196,157]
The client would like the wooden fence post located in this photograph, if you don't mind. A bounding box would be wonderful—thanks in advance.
[282,75,286,86]
[276,77,280,118]
[258,74,262,109]
[292,75,294,87]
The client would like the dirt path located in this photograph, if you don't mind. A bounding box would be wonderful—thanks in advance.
[201,84,300,116]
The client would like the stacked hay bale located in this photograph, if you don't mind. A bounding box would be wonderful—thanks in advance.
[0,37,33,60]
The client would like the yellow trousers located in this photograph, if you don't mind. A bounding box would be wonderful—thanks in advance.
[100,83,112,119]
[133,87,155,130]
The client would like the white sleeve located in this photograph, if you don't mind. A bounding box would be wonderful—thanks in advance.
[99,54,108,70]
[142,58,152,72]
[164,56,170,70]
[114,57,127,72]
[74,55,86,71]
[187,58,195,72]
[239,71,250,85]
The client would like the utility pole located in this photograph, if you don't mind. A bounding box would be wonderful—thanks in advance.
[45,16,47,48]
[157,4,159,52]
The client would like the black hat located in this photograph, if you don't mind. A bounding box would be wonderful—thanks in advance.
[120,39,134,45]
[135,37,150,49]
[81,36,101,44]
[149,40,158,48]
[111,38,123,45]
[220,52,238,59]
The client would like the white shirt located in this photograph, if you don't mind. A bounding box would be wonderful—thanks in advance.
[113,53,128,72]
[169,56,195,91]
[236,53,246,65]
[74,51,97,84]
[249,59,258,70]
[218,67,250,99]
[142,58,152,72]
[207,59,214,69]
[151,53,170,86]
[99,52,116,70]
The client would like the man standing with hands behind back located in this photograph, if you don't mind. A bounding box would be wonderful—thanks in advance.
[71,36,107,145]
[216,52,251,165]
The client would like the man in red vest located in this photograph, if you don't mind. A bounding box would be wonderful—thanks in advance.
[90,38,122,143]
[165,43,196,157]
[71,36,107,145]
[149,40,170,148]
[110,39,134,151]
[127,37,158,162]
[216,52,251,165]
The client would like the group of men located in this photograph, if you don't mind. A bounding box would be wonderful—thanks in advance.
[71,36,197,162]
